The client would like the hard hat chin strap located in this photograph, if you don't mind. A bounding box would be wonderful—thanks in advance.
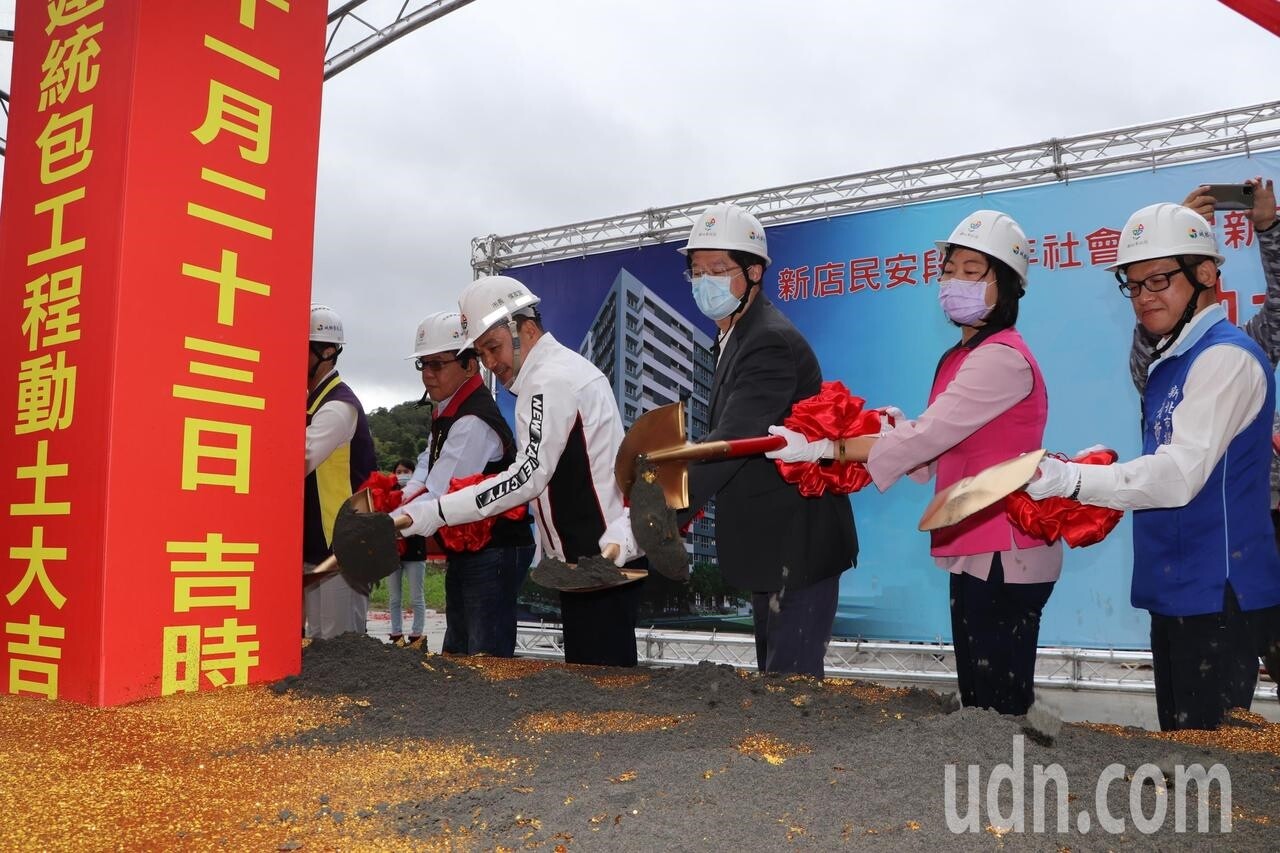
[711,279,757,359]
[308,342,341,380]
[506,317,525,384]
[1151,261,1212,360]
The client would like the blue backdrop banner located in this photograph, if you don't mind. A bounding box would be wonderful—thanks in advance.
[507,151,1280,648]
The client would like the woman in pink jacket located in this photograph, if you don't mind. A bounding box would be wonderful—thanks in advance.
[769,210,1059,715]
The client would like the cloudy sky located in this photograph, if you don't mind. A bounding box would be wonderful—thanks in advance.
[1,1,1277,409]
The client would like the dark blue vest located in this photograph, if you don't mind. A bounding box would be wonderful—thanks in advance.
[1133,312,1280,616]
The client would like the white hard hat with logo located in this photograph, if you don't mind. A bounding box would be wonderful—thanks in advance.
[936,210,1030,285]
[410,312,466,358]
[1106,202,1225,272]
[457,275,542,351]
[310,303,344,344]
[679,203,771,266]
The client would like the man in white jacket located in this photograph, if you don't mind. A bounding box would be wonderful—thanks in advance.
[398,276,644,666]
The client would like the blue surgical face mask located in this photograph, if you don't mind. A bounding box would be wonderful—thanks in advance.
[937,277,993,326]
[691,274,743,321]
[396,474,411,487]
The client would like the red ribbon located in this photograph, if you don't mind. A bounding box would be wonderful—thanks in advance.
[774,380,882,497]
[1005,449,1124,548]
[354,471,409,556]
[435,472,529,552]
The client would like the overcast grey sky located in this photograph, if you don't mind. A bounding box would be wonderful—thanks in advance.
[1,1,1277,410]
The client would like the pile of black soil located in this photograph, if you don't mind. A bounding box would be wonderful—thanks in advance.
[274,635,1280,850]
[530,555,636,591]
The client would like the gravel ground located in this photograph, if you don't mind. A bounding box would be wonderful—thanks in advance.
[270,635,1280,850]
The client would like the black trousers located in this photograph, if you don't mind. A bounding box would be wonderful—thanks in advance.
[949,553,1055,716]
[750,572,841,678]
[559,575,644,667]
[1149,583,1261,731]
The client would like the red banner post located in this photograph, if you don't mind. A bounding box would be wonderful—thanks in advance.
[0,0,326,706]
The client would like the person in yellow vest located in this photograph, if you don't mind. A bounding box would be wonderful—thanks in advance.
[304,304,377,638]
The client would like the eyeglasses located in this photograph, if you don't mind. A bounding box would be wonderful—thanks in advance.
[1115,267,1187,299]
[683,266,742,284]
[414,357,458,372]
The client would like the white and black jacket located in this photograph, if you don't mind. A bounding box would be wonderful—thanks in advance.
[437,333,627,563]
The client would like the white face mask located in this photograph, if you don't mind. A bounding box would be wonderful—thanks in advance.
[937,277,993,326]
[396,474,411,487]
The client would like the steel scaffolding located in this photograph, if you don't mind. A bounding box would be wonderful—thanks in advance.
[472,100,1280,274]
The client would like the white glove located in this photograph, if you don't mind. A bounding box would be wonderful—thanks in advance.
[599,508,642,566]
[876,406,907,436]
[765,425,834,463]
[395,496,445,538]
[1023,456,1082,501]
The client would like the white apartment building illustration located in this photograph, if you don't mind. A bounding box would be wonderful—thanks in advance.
[579,269,717,566]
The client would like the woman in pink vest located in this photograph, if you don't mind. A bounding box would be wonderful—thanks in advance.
[768,210,1059,715]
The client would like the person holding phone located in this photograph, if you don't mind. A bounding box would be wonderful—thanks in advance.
[768,210,1058,714]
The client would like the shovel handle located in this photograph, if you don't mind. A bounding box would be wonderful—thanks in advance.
[643,434,787,465]
[305,512,415,578]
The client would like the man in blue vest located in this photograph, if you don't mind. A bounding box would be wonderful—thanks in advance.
[1028,203,1280,730]
[304,304,377,639]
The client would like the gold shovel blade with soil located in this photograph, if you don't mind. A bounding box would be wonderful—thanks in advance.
[917,449,1045,532]
[529,544,648,592]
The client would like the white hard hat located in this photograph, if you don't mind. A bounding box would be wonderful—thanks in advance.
[1107,202,1225,272]
[410,312,466,358]
[457,276,542,351]
[935,210,1030,285]
[678,203,771,266]
[309,303,344,344]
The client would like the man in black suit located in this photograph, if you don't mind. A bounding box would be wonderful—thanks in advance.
[678,203,858,677]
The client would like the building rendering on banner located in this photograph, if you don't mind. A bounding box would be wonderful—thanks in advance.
[579,269,718,567]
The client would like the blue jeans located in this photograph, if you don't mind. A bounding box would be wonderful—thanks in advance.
[443,544,534,656]
[388,560,426,637]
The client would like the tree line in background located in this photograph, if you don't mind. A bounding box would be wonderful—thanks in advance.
[365,401,749,620]
[367,400,431,471]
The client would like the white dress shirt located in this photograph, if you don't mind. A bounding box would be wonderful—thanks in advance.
[305,368,357,476]
[1078,304,1267,511]
[400,386,503,505]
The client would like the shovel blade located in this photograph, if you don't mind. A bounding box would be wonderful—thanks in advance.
[615,402,689,508]
[918,449,1045,532]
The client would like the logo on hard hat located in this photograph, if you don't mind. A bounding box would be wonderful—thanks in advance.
[967,219,983,232]
[703,216,717,230]
[1131,224,1145,239]
[1187,226,1210,239]
[1011,244,1025,258]
[460,314,469,333]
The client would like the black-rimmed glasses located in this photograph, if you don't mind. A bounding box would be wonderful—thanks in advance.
[414,357,459,372]
[1115,267,1187,299]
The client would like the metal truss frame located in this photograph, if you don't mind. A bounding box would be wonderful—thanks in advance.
[324,0,475,80]
[0,4,474,156]
[514,623,1279,704]
[473,100,1280,275]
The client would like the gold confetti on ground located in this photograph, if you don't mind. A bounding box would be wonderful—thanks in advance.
[449,655,559,681]
[609,770,638,783]
[590,672,652,689]
[514,710,686,736]
[1079,708,1280,756]
[820,677,913,704]
[0,687,520,852]
[905,820,921,831]
[736,733,811,765]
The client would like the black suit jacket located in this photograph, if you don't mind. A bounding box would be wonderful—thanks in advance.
[682,295,857,592]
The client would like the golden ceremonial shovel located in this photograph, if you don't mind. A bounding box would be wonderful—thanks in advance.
[917,449,1046,532]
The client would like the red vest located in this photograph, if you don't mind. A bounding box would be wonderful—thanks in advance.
[928,327,1048,556]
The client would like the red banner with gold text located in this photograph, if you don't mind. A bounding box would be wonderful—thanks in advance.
[0,0,326,706]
